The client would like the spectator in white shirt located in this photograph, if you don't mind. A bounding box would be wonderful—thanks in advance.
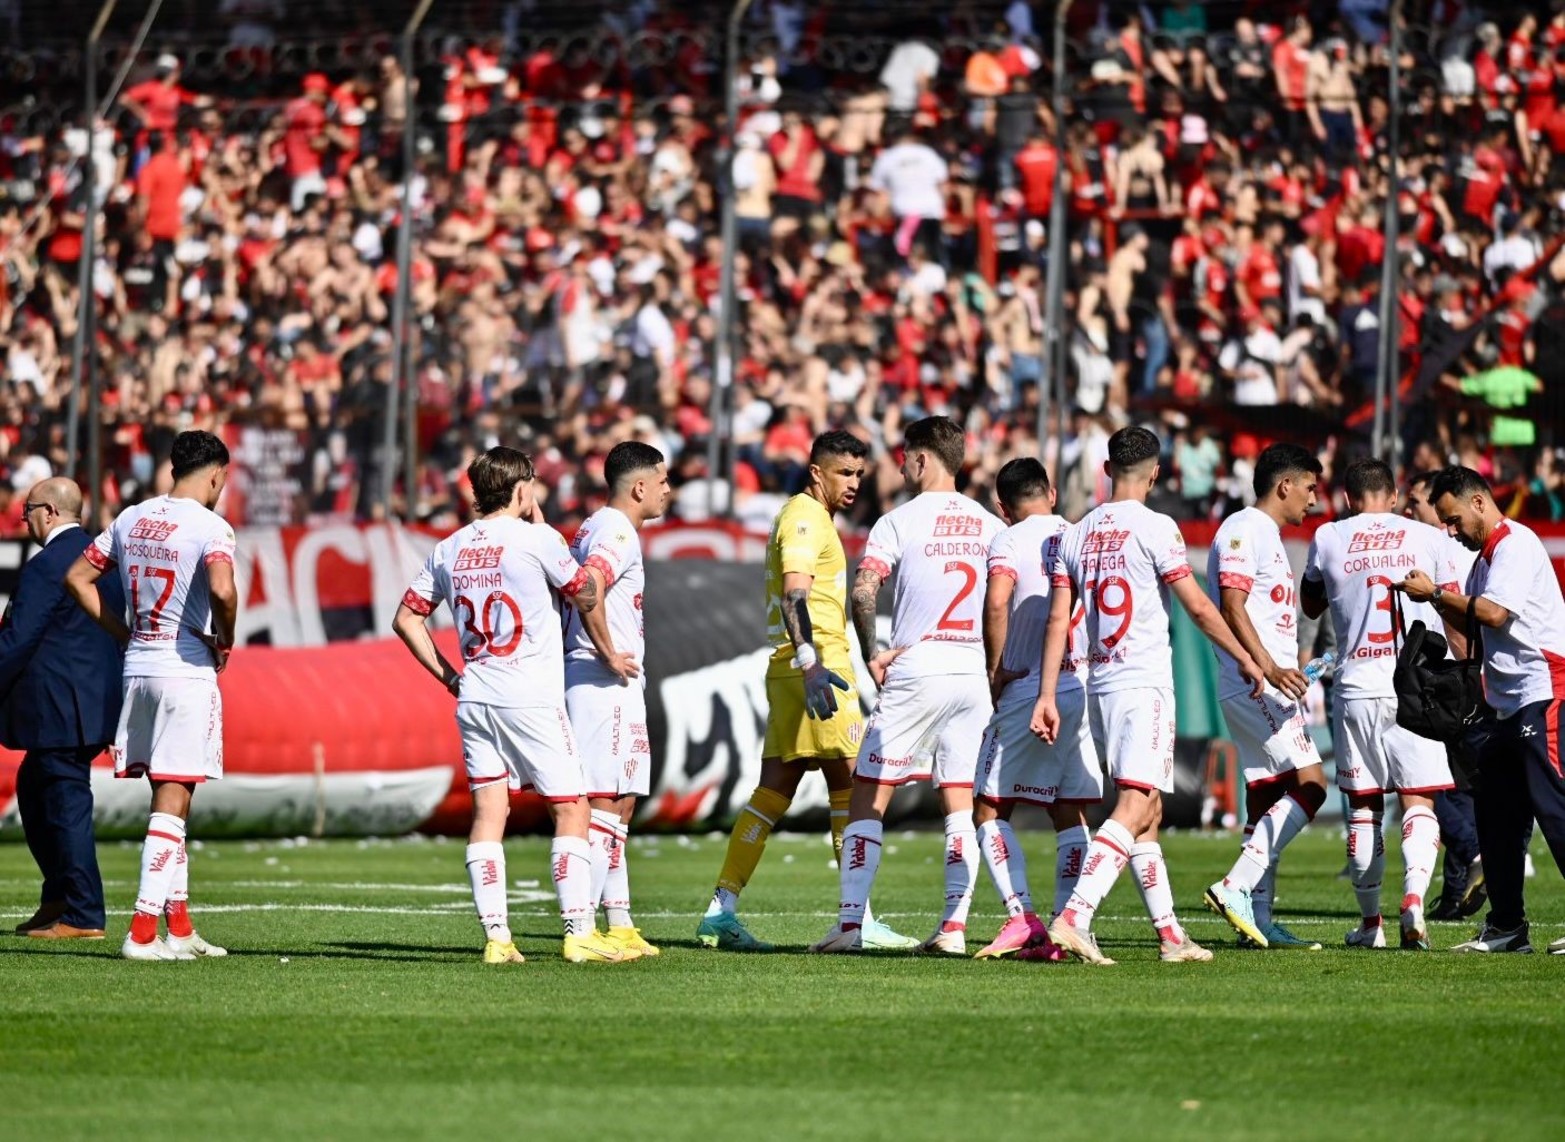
[880,35,940,114]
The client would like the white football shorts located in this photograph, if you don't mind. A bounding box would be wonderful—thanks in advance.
[977,685,1102,806]
[1334,696,1454,795]
[855,673,991,789]
[1089,686,1177,793]
[113,676,223,783]
[455,701,585,800]
[565,677,651,799]
[1221,687,1323,788]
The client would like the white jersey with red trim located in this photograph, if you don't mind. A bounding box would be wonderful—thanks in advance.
[1303,513,1456,699]
[1206,507,1300,700]
[402,515,589,708]
[987,513,1084,695]
[87,494,236,680]
[860,490,1004,679]
[563,506,646,688]
[1466,518,1565,717]
[1051,499,1191,694]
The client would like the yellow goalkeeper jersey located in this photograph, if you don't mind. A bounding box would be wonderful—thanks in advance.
[765,493,853,675]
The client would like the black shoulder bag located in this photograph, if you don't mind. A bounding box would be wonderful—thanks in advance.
[1392,596,1490,743]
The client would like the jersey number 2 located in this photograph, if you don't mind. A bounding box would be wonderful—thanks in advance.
[936,562,978,631]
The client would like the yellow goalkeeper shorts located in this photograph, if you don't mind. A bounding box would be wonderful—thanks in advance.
[762,666,864,765]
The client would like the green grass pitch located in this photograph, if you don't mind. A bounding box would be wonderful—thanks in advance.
[1,827,1562,1141]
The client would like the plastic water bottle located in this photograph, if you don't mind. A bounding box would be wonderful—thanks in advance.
[1302,651,1337,684]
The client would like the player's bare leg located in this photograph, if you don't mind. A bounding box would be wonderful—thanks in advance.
[552,794,628,963]
[974,797,1064,960]
[920,785,978,955]
[1344,790,1389,948]
[603,793,657,955]
[125,781,200,962]
[465,781,524,964]
[810,778,899,953]
[1396,792,1441,950]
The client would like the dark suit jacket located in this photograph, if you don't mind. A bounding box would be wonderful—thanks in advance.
[0,526,125,750]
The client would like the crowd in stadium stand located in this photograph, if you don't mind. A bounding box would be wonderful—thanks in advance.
[2,1,1565,538]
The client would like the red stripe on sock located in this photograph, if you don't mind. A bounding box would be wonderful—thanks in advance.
[146,830,184,844]
[1095,835,1131,860]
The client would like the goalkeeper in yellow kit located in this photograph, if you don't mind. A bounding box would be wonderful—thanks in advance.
[696,431,918,950]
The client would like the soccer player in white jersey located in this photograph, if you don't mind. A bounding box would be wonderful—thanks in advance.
[65,431,238,962]
[970,458,1096,961]
[1405,470,1487,920]
[1202,444,1331,951]
[812,416,1004,955]
[393,447,628,966]
[564,440,670,958]
[1302,458,1459,950]
[1400,466,1565,955]
[1031,426,1264,965]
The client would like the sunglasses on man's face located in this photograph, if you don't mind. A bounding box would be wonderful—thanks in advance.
[22,502,53,516]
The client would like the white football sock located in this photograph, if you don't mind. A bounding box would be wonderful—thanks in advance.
[837,820,882,928]
[1347,809,1384,921]
[1253,857,1277,928]
[1061,819,1134,928]
[551,835,594,937]
[587,809,619,916]
[133,812,186,922]
[940,811,978,929]
[167,841,189,907]
[1400,806,1441,916]
[705,887,738,917]
[604,821,633,928]
[1130,841,1185,944]
[1226,793,1309,892]
[1053,825,1090,918]
[465,841,510,942]
[978,819,1032,918]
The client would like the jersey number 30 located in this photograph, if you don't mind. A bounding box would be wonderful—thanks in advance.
[455,591,524,660]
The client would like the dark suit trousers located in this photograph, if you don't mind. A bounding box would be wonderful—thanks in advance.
[1473,700,1565,931]
[16,746,106,928]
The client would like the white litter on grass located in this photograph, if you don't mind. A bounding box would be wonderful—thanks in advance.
[279,957,290,964]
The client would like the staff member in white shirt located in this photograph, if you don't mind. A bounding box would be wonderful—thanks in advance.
[1399,467,1565,955]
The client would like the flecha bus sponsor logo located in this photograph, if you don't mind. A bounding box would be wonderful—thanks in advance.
[452,545,504,572]
[129,518,179,541]
[932,515,983,538]
[1081,529,1131,555]
[1347,525,1405,554]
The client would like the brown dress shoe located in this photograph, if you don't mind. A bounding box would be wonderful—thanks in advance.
[27,922,107,940]
[14,903,67,935]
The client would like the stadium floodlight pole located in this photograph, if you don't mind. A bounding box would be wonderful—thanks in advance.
[1040,0,1072,472]
[1374,0,1404,467]
[384,0,436,520]
[68,0,118,490]
[711,0,756,523]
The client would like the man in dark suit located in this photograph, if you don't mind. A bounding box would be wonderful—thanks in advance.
[0,477,124,939]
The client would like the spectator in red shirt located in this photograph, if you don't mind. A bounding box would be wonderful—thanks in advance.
[768,109,825,222]
[135,132,185,252]
[1273,16,1314,142]
[1012,127,1058,221]
[122,55,209,141]
[1460,123,1511,231]
[284,73,333,211]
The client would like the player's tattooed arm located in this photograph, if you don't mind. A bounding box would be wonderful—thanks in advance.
[781,572,815,653]
[570,573,600,613]
[850,567,882,663]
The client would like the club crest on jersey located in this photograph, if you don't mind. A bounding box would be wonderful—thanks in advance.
[1229,537,1243,550]
[452,545,504,572]
[933,515,983,538]
[129,518,178,542]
